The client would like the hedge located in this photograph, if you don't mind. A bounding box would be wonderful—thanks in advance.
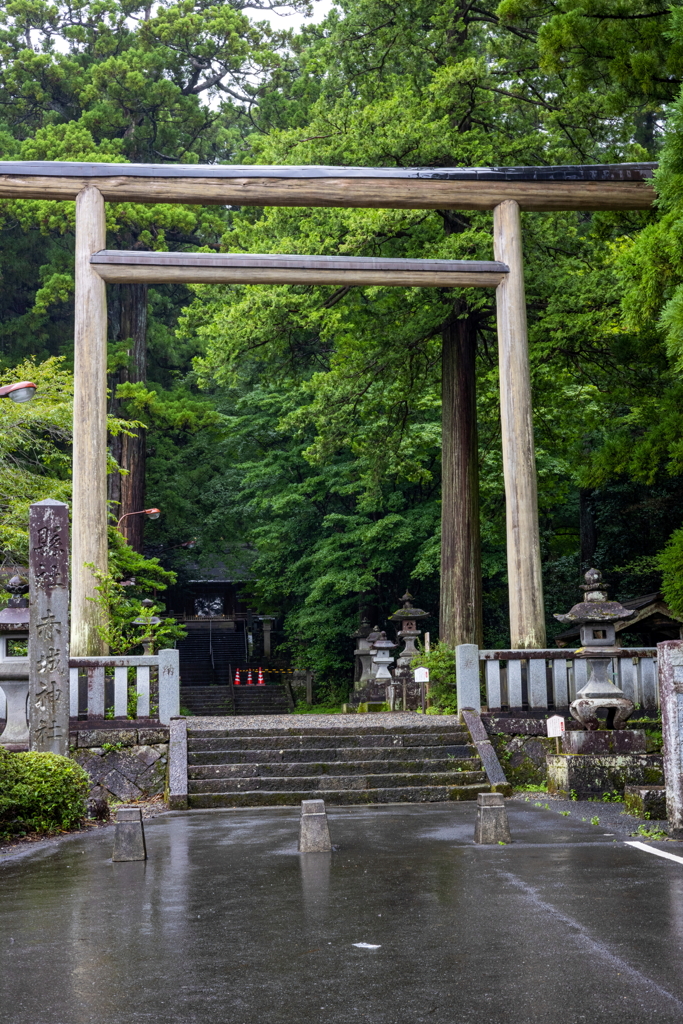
[0,746,89,838]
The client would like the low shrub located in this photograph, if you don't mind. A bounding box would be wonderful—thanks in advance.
[0,747,89,839]
[412,641,458,714]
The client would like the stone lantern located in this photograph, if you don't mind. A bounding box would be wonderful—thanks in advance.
[554,568,635,730]
[352,618,383,690]
[371,632,397,693]
[389,591,429,711]
[133,598,162,656]
[0,575,30,750]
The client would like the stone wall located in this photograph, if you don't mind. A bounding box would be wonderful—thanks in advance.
[483,713,664,795]
[69,726,169,801]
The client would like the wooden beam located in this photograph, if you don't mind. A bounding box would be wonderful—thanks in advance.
[90,251,508,288]
[493,199,546,649]
[71,186,108,657]
[0,160,656,210]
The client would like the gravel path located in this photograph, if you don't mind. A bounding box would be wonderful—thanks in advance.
[512,790,672,839]
[188,712,462,732]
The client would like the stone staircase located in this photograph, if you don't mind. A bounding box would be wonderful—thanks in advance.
[180,686,235,717]
[185,718,492,807]
[180,683,292,717]
[233,685,291,716]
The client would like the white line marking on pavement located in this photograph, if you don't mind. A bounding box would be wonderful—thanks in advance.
[625,841,683,865]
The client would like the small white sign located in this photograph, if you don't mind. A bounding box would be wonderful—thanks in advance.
[546,715,565,738]
[414,667,429,683]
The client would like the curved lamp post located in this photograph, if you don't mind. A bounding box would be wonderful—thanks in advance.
[116,507,161,532]
[0,381,37,403]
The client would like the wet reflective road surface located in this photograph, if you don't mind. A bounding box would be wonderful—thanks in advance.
[2,802,683,1024]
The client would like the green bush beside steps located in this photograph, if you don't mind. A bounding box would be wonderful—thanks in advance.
[0,747,89,839]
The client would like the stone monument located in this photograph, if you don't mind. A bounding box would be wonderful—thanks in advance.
[28,499,70,756]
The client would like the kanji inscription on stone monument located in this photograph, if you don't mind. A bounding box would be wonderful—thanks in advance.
[29,499,70,755]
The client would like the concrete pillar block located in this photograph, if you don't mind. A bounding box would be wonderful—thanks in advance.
[298,799,332,852]
[657,640,683,836]
[456,644,481,714]
[167,717,188,810]
[474,792,511,845]
[112,806,147,862]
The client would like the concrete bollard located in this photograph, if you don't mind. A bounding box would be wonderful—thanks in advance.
[298,799,332,852]
[112,806,147,862]
[474,792,511,845]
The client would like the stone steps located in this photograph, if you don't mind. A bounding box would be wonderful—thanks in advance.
[188,752,478,771]
[189,771,487,793]
[180,686,235,717]
[188,783,489,808]
[184,720,492,807]
[233,687,291,716]
[187,732,470,750]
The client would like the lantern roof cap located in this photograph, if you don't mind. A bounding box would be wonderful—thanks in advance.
[554,568,635,626]
[388,591,429,622]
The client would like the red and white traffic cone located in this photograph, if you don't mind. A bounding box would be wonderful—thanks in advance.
[257,667,265,685]
[247,669,253,685]
[234,668,241,685]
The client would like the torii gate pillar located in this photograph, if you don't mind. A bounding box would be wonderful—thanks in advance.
[493,200,546,648]
[71,186,108,656]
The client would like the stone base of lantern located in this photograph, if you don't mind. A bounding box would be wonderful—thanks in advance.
[348,678,389,707]
[569,695,635,731]
[547,752,663,800]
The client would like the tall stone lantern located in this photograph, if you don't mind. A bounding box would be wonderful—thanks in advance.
[0,575,30,750]
[389,591,429,711]
[554,568,635,730]
[351,617,373,689]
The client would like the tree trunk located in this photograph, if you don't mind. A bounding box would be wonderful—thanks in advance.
[108,283,148,552]
[579,488,597,566]
[439,310,483,647]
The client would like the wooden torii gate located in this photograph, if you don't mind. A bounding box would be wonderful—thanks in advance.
[0,160,656,656]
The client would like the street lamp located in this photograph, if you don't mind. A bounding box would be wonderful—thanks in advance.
[0,381,37,403]
[116,507,161,532]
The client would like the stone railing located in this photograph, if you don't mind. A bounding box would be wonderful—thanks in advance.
[455,644,659,714]
[69,650,180,725]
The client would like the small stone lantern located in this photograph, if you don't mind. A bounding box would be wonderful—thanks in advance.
[371,633,397,706]
[389,591,429,711]
[133,598,162,656]
[554,568,635,730]
[0,575,30,750]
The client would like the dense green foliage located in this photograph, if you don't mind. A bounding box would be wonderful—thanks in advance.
[411,641,458,714]
[2,0,683,689]
[0,747,89,838]
[88,529,186,653]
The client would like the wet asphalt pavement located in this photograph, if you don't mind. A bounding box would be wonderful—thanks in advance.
[2,802,683,1024]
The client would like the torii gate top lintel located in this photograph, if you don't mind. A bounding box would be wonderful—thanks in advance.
[0,160,656,210]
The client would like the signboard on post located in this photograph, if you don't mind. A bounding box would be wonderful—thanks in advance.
[415,667,430,714]
[28,499,70,756]
[546,714,565,754]
[546,715,565,738]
